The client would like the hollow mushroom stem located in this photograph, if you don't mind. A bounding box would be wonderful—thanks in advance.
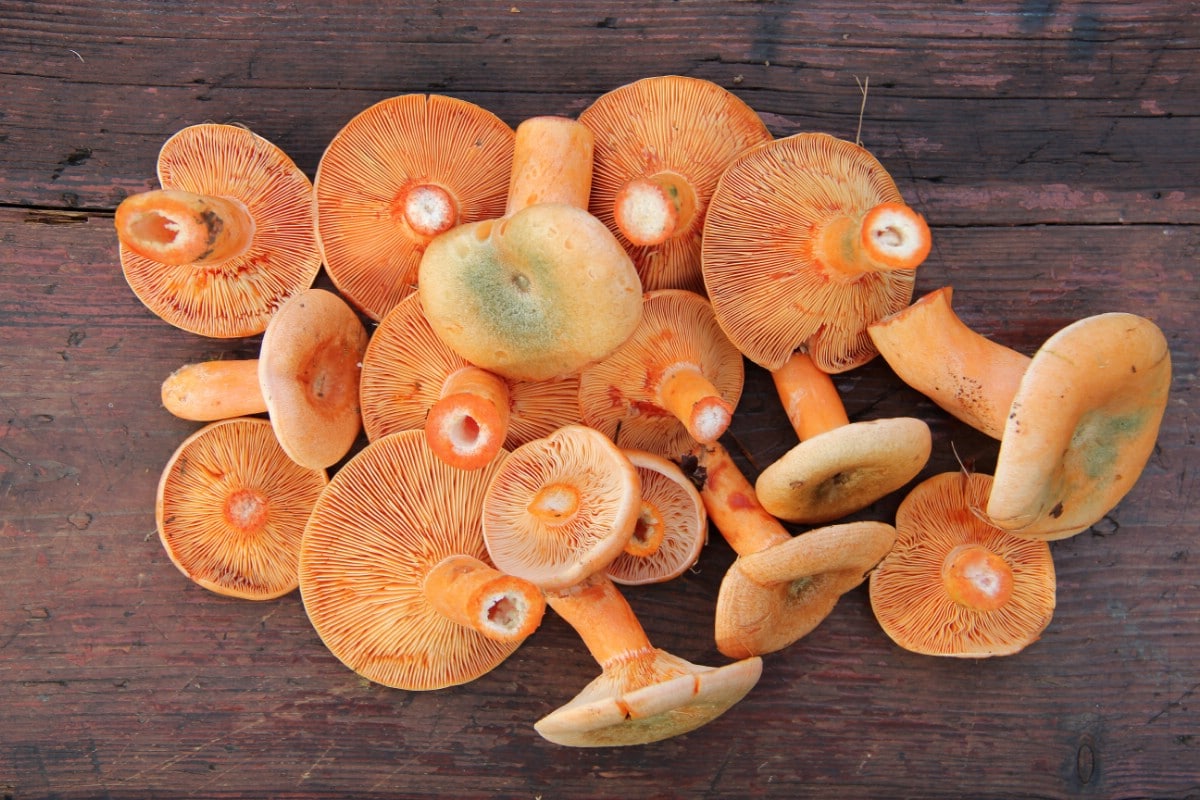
[506,116,595,215]
[116,188,256,267]
[424,366,513,471]
[770,350,851,442]
[423,554,546,643]
[689,441,792,557]
[812,201,931,281]
[162,360,267,421]
[613,172,697,247]
[544,572,657,668]
[657,363,734,444]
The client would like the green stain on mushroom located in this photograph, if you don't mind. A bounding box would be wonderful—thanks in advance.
[1071,408,1150,481]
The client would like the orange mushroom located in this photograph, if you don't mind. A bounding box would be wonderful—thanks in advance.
[156,417,328,600]
[869,287,1172,539]
[313,94,515,321]
[578,289,744,457]
[160,288,369,470]
[358,293,581,470]
[578,75,772,292]
[298,430,545,691]
[869,471,1056,657]
[116,123,322,338]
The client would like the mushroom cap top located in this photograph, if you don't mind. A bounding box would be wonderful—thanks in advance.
[606,449,708,585]
[578,289,744,458]
[578,75,772,293]
[714,521,897,659]
[534,645,762,747]
[314,94,515,321]
[298,429,522,691]
[755,416,932,525]
[482,424,642,591]
[258,288,369,470]
[987,312,1172,540]
[156,417,329,600]
[358,293,581,444]
[701,132,916,372]
[418,203,644,381]
[870,471,1057,658]
[121,123,321,338]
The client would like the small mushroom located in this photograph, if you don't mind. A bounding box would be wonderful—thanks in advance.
[298,430,545,691]
[156,417,329,600]
[160,288,369,469]
[418,116,643,382]
[578,289,744,456]
[116,123,322,338]
[869,471,1056,657]
[753,350,931,524]
[313,94,515,320]
[578,75,772,292]
[358,293,581,470]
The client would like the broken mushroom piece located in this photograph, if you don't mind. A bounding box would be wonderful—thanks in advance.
[578,75,772,292]
[418,116,643,382]
[358,293,581,470]
[869,471,1056,657]
[160,288,370,470]
[116,123,322,338]
[314,94,515,320]
[299,430,545,691]
[578,289,744,457]
[156,417,329,600]
[702,132,930,374]
[754,350,931,524]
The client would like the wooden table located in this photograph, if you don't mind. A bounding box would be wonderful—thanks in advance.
[3,2,1197,797]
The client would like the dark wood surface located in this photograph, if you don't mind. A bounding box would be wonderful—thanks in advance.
[3,2,1198,797]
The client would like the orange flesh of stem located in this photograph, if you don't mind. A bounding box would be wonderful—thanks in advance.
[545,572,655,668]
[506,116,595,215]
[115,189,255,267]
[613,172,696,247]
[400,183,459,238]
[769,351,850,442]
[811,201,930,281]
[161,360,267,421]
[693,442,792,557]
[528,482,582,524]
[423,554,545,642]
[624,500,666,557]
[868,287,1031,439]
[657,364,733,443]
[425,366,512,471]
[942,544,1014,612]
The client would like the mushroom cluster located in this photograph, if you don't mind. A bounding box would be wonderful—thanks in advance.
[117,76,1171,747]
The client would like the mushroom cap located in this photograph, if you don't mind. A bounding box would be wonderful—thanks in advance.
[156,417,329,600]
[358,293,581,444]
[755,416,932,524]
[258,288,370,470]
[701,132,917,372]
[579,289,743,458]
[714,521,897,659]
[298,430,524,690]
[534,646,762,747]
[417,203,644,382]
[606,449,708,585]
[120,123,321,338]
[482,424,641,591]
[578,75,772,293]
[314,94,515,321]
[870,471,1057,657]
[987,312,1172,540]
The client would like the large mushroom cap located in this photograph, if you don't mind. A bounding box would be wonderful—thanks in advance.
[755,416,932,524]
[299,430,529,691]
[119,123,321,338]
[314,94,515,321]
[578,75,772,293]
[870,471,1057,658]
[258,288,370,470]
[156,417,329,600]
[987,312,1172,540]
[701,132,921,372]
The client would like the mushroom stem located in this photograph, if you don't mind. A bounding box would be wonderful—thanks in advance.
[398,182,460,239]
[812,201,931,281]
[161,360,267,421]
[867,286,1031,439]
[423,554,546,642]
[770,350,850,442]
[657,363,734,444]
[425,366,513,471]
[116,188,256,267]
[613,172,697,247]
[544,572,656,669]
[689,441,792,557]
[506,116,595,215]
